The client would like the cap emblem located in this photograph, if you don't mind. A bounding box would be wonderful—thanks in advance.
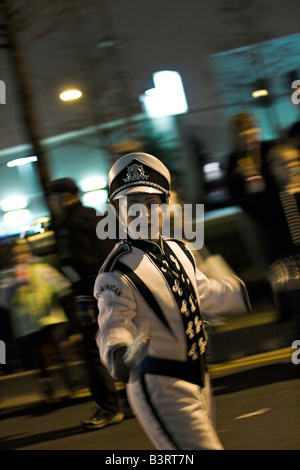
[123,164,149,183]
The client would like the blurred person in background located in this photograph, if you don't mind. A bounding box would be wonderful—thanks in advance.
[264,144,300,324]
[226,112,273,221]
[225,112,276,298]
[288,120,300,150]
[0,241,16,375]
[94,152,250,450]
[227,113,300,324]
[47,178,125,430]
[0,239,78,400]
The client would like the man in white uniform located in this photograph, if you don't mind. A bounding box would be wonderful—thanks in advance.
[94,152,249,450]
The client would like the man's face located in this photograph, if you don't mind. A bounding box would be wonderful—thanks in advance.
[119,193,164,241]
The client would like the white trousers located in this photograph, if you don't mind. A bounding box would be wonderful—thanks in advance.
[126,373,223,450]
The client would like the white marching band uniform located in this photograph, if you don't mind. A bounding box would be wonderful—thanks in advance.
[94,152,250,450]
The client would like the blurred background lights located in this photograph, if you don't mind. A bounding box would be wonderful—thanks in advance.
[80,175,108,212]
[80,176,107,192]
[140,70,188,118]
[7,156,37,167]
[203,162,221,173]
[82,189,108,211]
[252,89,269,98]
[203,162,223,182]
[2,195,27,212]
[59,89,83,101]
[3,209,31,227]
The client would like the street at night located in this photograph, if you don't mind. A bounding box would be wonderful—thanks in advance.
[1,350,299,451]
[1,0,300,455]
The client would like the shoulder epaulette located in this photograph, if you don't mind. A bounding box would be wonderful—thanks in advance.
[100,241,132,273]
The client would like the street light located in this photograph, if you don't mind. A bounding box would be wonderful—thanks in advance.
[251,79,270,104]
[6,156,37,167]
[140,71,188,118]
[59,89,83,101]
[252,89,269,99]
[1,195,27,212]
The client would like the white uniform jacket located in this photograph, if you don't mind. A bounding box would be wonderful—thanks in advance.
[94,238,249,385]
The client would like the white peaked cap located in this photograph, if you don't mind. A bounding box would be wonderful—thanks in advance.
[108,152,171,201]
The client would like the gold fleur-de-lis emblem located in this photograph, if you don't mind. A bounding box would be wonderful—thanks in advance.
[189,294,197,312]
[172,279,183,296]
[188,343,199,361]
[161,260,169,273]
[170,255,180,271]
[186,321,195,339]
[194,316,202,334]
[180,299,190,317]
[198,337,207,355]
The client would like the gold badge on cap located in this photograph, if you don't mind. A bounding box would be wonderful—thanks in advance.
[123,164,149,183]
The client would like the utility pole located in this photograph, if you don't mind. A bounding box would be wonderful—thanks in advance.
[96,0,142,157]
[1,0,51,197]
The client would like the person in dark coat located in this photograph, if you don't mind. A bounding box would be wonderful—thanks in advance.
[226,112,274,221]
[226,113,300,323]
[288,120,300,150]
[48,178,125,430]
[263,144,300,324]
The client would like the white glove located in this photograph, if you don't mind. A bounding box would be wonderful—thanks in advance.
[123,324,151,369]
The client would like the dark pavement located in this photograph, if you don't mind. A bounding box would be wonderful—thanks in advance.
[0,348,299,451]
[1,307,298,411]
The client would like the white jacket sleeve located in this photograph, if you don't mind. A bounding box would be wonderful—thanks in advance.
[195,268,250,326]
[94,271,138,379]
